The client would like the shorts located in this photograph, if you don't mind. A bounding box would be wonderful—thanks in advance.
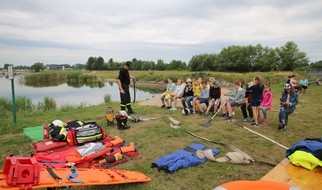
[162,93,172,100]
[198,98,208,104]
[250,99,261,107]
[301,85,308,89]
[229,100,240,107]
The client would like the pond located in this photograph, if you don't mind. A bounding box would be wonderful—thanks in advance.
[0,76,157,107]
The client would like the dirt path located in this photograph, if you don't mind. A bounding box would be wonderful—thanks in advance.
[138,87,231,107]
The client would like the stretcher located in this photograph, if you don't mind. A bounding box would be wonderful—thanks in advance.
[0,156,151,189]
[0,167,151,189]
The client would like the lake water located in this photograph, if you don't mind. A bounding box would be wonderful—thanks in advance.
[0,76,155,107]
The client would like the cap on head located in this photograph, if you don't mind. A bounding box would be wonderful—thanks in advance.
[125,61,132,67]
[284,83,291,90]
[186,78,192,83]
[213,81,219,85]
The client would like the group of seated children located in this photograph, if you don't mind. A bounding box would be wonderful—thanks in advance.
[160,77,221,115]
[160,75,300,131]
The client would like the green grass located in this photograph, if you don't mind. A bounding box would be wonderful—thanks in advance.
[0,81,321,189]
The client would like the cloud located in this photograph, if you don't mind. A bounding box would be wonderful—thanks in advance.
[0,0,322,66]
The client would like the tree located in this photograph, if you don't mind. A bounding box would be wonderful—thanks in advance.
[4,63,12,70]
[309,60,322,71]
[275,41,309,71]
[86,57,95,70]
[31,62,44,72]
[156,59,166,70]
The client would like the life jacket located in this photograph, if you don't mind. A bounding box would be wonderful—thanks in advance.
[34,137,123,168]
[288,150,322,170]
[152,142,219,173]
[286,138,322,160]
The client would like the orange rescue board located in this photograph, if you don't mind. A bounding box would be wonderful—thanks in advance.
[261,158,322,190]
[0,168,151,189]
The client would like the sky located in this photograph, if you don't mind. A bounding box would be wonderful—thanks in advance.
[0,0,322,67]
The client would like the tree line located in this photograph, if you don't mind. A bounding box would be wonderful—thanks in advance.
[1,41,322,72]
[85,41,318,72]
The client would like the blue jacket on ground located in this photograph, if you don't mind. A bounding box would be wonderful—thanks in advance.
[152,142,219,173]
[286,138,322,160]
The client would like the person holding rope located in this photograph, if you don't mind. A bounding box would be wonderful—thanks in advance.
[117,61,136,114]
[246,76,264,127]
[278,83,298,131]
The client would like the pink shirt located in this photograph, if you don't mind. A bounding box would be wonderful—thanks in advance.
[261,91,272,109]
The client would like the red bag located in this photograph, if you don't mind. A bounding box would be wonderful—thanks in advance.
[32,139,68,153]
[67,122,106,146]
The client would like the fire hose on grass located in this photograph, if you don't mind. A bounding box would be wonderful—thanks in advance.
[168,116,280,166]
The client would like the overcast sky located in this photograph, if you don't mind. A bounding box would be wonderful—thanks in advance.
[1,0,322,67]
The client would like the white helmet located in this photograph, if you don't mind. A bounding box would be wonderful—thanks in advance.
[51,120,63,127]
[284,83,291,90]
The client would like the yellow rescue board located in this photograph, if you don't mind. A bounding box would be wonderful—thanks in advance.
[261,158,322,190]
[0,168,151,189]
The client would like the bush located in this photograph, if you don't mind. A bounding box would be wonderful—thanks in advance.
[44,97,57,111]
[104,94,112,104]
[0,97,11,111]
[15,96,33,112]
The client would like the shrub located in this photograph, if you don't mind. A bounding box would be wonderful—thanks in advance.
[104,94,112,104]
[43,97,57,111]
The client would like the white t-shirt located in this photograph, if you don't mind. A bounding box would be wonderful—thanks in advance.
[174,83,186,96]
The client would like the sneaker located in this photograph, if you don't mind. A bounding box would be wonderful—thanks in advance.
[203,112,208,116]
[242,118,248,122]
[282,125,287,131]
[161,104,165,108]
[192,110,196,114]
[253,123,259,127]
[262,119,268,125]
[221,114,227,118]
[278,123,284,130]
[170,107,177,111]
[251,122,255,125]
[167,106,171,109]
[224,116,233,121]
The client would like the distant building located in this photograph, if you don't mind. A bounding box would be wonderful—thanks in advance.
[45,64,65,70]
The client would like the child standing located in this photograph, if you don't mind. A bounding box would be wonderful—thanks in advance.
[246,76,264,127]
[259,85,273,125]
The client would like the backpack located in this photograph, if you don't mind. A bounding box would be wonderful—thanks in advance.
[66,122,107,146]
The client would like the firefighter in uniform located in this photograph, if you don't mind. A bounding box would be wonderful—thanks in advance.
[117,61,135,114]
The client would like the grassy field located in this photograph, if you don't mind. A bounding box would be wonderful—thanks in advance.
[0,72,321,189]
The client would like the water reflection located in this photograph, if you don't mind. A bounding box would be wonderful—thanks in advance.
[0,76,160,107]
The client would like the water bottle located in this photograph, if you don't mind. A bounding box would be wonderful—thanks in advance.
[43,120,49,139]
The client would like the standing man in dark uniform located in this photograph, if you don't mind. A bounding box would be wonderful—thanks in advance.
[117,61,135,114]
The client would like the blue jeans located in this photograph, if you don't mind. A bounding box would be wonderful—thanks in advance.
[185,96,195,110]
[279,107,295,125]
